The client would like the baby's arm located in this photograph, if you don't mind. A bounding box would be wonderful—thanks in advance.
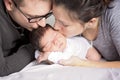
[35,50,52,63]
[48,51,72,63]
[86,47,101,61]
[35,50,70,64]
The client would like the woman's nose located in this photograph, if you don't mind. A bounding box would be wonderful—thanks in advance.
[54,23,61,30]
[37,18,46,27]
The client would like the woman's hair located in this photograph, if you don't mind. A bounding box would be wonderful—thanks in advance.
[30,24,54,52]
[53,0,114,22]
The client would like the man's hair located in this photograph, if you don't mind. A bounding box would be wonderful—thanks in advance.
[30,24,55,52]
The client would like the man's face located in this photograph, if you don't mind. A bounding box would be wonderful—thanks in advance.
[41,28,67,52]
[7,0,52,31]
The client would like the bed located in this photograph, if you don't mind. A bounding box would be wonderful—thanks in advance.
[0,60,120,80]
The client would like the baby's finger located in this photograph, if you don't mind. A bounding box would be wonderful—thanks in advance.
[37,54,47,63]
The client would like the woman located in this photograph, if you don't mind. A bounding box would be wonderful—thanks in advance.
[51,0,120,68]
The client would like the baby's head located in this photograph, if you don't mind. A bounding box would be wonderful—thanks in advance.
[30,24,66,52]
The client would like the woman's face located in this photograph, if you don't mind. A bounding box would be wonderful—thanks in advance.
[53,5,84,37]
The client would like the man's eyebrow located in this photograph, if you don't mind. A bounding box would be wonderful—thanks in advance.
[26,10,52,18]
[25,13,42,18]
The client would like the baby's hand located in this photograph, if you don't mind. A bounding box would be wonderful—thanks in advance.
[37,52,51,63]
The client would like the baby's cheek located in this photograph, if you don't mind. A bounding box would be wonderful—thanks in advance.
[51,46,59,51]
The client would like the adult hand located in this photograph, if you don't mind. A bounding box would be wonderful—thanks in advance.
[58,56,106,68]
[58,56,85,66]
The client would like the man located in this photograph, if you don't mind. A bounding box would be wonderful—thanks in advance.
[0,0,52,76]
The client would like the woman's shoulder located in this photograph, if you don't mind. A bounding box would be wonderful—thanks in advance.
[103,0,120,27]
[107,0,120,12]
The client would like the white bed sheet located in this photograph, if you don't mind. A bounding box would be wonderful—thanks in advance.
[0,61,120,80]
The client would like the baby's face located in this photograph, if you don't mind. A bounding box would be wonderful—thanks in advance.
[40,28,66,52]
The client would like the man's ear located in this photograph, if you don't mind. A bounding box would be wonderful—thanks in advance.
[85,18,98,29]
[4,0,14,11]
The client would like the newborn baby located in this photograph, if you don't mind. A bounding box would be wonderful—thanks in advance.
[30,24,101,64]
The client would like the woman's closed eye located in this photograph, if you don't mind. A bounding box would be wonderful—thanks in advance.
[57,19,69,27]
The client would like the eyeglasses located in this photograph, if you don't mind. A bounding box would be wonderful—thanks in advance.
[12,0,52,23]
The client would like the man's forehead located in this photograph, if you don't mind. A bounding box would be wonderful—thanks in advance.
[19,0,51,16]
[20,0,51,9]
[23,0,50,5]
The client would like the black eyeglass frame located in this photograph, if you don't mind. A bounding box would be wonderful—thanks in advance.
[12,0,53,23]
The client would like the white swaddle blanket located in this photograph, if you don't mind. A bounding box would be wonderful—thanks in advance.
[35,37,91,63]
